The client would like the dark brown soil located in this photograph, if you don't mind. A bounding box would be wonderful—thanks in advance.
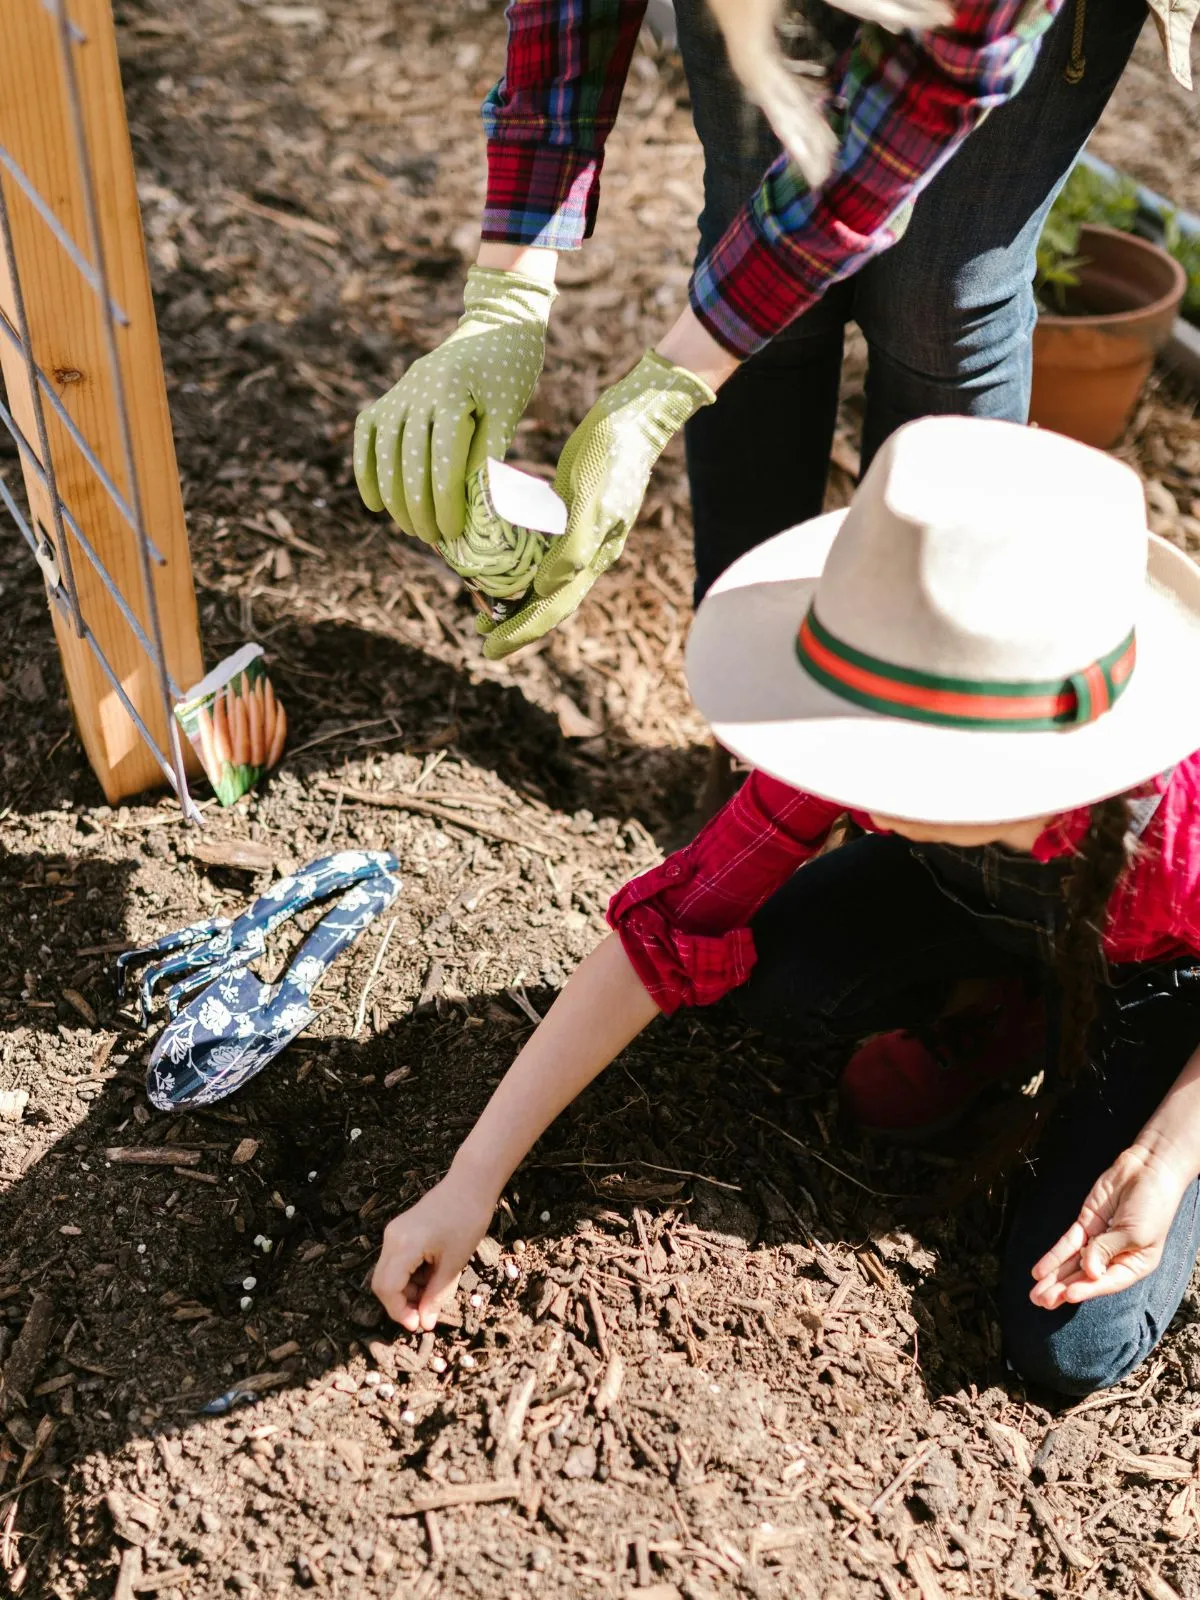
[1,5,1200,1598]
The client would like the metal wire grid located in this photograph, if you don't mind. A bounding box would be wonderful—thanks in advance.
[0,0,199,819]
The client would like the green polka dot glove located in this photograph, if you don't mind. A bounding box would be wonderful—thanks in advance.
[477,349,715,659]
[353,267,556,545]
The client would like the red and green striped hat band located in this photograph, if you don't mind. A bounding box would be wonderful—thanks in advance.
[796,607,1137,731]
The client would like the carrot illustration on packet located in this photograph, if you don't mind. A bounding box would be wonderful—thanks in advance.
[172,644,288,807]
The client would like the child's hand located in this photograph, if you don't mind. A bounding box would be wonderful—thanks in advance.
[372,1176,496,1332]
[1029,1142,1190,1309]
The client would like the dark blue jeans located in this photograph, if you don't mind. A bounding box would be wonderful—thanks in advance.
[735,835,1200,1396]
[674,0,1149,597]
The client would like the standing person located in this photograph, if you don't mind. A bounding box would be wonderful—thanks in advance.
[355,0,1193,673]
[369,417,1200,1397]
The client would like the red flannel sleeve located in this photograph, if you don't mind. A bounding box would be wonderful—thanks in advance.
[690,0,1061,356]
[481,0,649,249]
[607,770,844,1014]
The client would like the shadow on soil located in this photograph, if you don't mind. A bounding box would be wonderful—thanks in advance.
[0,970,1020,1514]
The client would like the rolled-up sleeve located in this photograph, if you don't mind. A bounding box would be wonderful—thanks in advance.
[482,0,649,249]
[607,771,844,1013]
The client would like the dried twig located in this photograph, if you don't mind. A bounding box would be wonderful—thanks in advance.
[396,1479,521,1515]
[320,781,562,858]
[353,915,397,1038]
[105,1148,202,1167]
[747,1111,910,1199]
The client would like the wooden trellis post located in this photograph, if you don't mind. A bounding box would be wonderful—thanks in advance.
[0,0,203,803]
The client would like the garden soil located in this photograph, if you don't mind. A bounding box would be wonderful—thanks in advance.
[2,6,1200,1598]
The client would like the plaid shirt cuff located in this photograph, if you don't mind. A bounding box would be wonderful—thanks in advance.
[482,142,603,250]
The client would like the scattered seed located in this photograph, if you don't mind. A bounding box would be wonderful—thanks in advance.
[431,1356,447,1374]
[137,1243,146,1254]
[513,1240,526,1255]
[504,1261,519,1281]
[284,1205,295,1219]
[377,1382,396,1400]
[242,1277,257,1291]
[400,1409,416,1424]
[349,1128,362,1141]
[240,1296,252,1311]
[460,1353,476,1369]
[364,1371,382,1387]
[539,1211,550,1223]
[469,1293,483,1308]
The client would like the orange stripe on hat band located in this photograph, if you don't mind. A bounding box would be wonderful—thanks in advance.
[796,610,1136,732]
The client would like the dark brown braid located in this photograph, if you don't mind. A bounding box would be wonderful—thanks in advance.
[1050,795,1136,1098]
[931,796,1135,1206]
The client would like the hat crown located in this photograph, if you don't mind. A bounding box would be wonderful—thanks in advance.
[814,418,1147,682]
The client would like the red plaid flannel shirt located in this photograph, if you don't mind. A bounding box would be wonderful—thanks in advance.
[482,0,1061,357]
[607,761,1200,1015]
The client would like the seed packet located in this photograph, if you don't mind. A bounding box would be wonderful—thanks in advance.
[174,644,288,807]
[438,458,567,622]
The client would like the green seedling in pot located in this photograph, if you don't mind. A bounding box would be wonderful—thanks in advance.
[438,458,567,623]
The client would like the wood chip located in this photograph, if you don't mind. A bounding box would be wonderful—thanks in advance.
[1138,1566,1184,1600]
[1025,1486,1090,1570]
[230,1138,260,1165]
[594,1351,624,1416]
[105,1147,202,1167]
[322,781,561,858]
[61,988,98,1026]
[398,1479,521,1515]
[186,837,276,872]
[906,1548,947,1600]
[0,1292,54,1416]
[1102,1442,1195,1481]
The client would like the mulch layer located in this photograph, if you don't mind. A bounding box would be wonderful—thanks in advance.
[1,5,1199,1597]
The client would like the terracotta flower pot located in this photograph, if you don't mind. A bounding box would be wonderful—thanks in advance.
[1030,225,1186,449]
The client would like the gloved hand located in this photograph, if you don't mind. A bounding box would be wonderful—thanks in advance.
[478,349,715,659]
[353,266,556,545]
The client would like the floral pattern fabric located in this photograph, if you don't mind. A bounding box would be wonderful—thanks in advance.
[117,852,403,1110]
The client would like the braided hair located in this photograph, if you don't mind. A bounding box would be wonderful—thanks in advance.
[1051,795,1135,1097]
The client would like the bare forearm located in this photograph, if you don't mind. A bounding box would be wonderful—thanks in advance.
[450,934,658,1199]
[1137,1045,1200,1180]
[476,241,559,284]
[655,305,742,392]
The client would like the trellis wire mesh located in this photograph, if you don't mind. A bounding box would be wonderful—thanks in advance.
[0,0,199,820]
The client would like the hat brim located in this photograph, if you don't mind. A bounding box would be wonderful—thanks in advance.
[685,512,1200,825]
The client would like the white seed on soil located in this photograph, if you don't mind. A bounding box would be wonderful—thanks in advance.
[136,1243,146,1254]
[240,1296,252,1311]
[513,1240,526,1255]
[308,1170,317,1181]
[349,1128,362,1141]
[260,1239,273,1253]
[377,1382,396,1401]
[469,1293,483,1308]
[284,1205,295,1219]
[431,1356,447,1373]
[504,1261,519,1281]
[364,1371,382,1386]
[400,1409,416,1425]
[460,1353,476,1369]
[539,1211,550,1223]
[242,1277,257,1291]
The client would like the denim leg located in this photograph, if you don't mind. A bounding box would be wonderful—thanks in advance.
[854,0,1147,473]
[735,834,1030,1042]
[673,0,852,600]
[1002,986,1200,1397]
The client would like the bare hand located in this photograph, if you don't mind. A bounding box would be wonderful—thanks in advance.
[1029,1142,1189,1309]
[372,1177,496,1332]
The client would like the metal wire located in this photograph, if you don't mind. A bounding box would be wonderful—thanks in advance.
[0,0,199,819]
[0,303,166,561]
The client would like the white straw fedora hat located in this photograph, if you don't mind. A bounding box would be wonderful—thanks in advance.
[685,416,1200,825]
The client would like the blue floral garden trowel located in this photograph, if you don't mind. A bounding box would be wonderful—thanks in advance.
[118,851,403,1110]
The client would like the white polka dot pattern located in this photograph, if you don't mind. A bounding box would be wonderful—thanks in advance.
[479,349,715,660]
[352,267,556,545]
